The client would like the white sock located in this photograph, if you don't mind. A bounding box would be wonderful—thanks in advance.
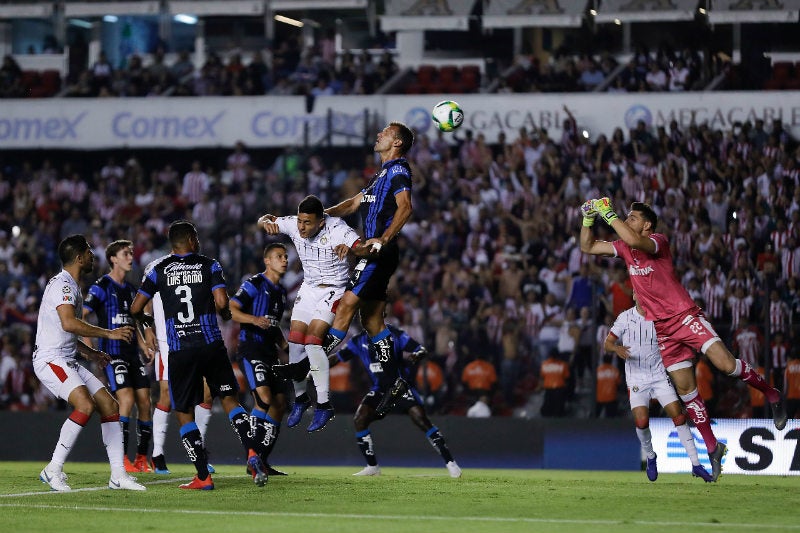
[195,403,212,441]
[101,419,126,479]
[49,417,84,472]
[306,344,330,404]
[151,405,170,457]
[636,427,655,459]
[675,423,701,466]
[289,342,309,397]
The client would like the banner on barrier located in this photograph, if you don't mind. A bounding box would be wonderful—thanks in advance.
[650,418,800,476]
[3,92,800,149]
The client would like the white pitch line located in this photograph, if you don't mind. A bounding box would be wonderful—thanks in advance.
[0,502,797,530]
[1,475,237,498]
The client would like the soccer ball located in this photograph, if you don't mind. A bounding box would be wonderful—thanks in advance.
[431,100,464,132]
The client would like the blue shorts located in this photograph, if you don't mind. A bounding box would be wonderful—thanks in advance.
[346,243,399,300]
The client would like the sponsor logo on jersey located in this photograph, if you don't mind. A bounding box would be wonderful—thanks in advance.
[629,264,655,276]
[362,194,377,203]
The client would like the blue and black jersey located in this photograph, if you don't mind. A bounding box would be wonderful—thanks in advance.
[359,158,412,241]
[84,275,137,357]
[138,253,226,352]
[232,273,286,347]
[337,324,421,392]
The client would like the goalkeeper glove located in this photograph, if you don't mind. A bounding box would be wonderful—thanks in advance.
[593,197,619,225]
[580,200,597,227]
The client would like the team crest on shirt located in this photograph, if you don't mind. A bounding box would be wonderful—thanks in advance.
[320,236,328,245]
[62,286,70,293]
[632,386,639,392]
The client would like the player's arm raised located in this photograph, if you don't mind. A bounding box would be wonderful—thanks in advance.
[579,199,615,256]
[325,192,363,218]
[592,197,656,254]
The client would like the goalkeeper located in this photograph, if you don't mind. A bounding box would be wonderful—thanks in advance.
[330,323,462,478]
[580,197,786,482]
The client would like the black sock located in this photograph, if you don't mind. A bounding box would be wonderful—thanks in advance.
[229,407,257,452]
[426,427,454,463]
[356,429,378,466]
[295,393,310,404]
[180,426,209,479]
[121,417,130,457]
[317,401,332,409]
[264,423,280,460]
[137,420,153,456]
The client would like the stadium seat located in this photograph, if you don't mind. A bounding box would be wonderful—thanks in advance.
[461,65,481,92]
[41,70,62,94]
[416,64,437,85]
[20,70,40,90]
[772,61,793,81]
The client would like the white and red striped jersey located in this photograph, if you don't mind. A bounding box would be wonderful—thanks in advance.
[781,247,800,280]
[733,326,762,367]
[727,294,754,331]
[769,299,791,335]
[522,302,545,340]
[181,170,209,205]
[772,229,791,251]
[702,278,726,319]
[772,341,789,371]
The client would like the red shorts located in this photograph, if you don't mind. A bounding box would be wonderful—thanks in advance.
[653,307,721,369]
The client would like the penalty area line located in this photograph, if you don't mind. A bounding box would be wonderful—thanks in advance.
[0,503,797,530]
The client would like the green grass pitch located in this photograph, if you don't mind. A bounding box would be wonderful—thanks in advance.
[0,462,798,533]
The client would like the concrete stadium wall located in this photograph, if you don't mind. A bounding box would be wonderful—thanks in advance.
[0,412,639,471]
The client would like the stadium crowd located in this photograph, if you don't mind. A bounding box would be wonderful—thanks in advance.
[1,112,800,420]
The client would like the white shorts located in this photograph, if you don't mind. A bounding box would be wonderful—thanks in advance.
[33,355,105,401]
[291,282,345,326]
[628,378,679,410]
[153,292,169,381]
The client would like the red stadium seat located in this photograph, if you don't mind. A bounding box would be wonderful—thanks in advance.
[416,64,436,85]
[40,70,62,94]
[772,61,793,81]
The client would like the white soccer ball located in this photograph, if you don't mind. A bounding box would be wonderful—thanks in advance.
[431,100,464,132]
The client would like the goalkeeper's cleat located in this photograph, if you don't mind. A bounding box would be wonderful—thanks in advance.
[287,399,312,428]
[708,442,727,482]
[353,465,381,476]
[123,456,138,473]
[40,468,71,492]
[446,461,462,478]
[770,394,788,431]
[109,473,146,491]
[691,464,713,482]
[151,455,170,475]
[133,454,153,473]
[307,406,335,432]
[179,474,214,490]
[375,377,409,417]
[645,453,658,482]
[248,451,268,487]
[273,357,311,381]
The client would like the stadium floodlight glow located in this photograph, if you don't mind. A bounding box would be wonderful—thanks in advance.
[69,19,93,29]
[698,7,707,14]
[582,130,590,139]
[174,14,198,24]
[103,15,118,23]
[614,18,621,25]
[11,226,20,238]
[274,14,304,27]
[589,9,597,15]
[732,211,738,219]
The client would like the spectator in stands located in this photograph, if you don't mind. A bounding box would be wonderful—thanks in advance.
[595,354,620,417]
[539,349,570,417]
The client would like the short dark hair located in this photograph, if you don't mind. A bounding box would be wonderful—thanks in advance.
[389,121,414,155]
[58,234,90,265]
[630,202,658,230]
[168,220,197,248]
[105,239,132,264]
[298,195,324,219]
[264,243,287,257]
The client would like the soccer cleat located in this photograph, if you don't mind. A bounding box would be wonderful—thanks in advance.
[248,452,268,487]
[287,399,311,428]
[207,463,216,474]
[266,464,288,476]
[151,455,170,475]
[133,454,153,473]
[353,465,381,476]
[179,475,214,490]
[109,473,147,491]
[307,407,335,432]
[446,461,462,478]
[375,377,409,418]
[691,464,713,482]
[39,468,71,492]
[646,453,658,482]
[770,394,788,431]
[273,358,311,381]
[123,456,138,473]
[709,442,727,482]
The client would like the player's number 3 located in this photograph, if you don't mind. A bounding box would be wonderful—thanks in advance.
[175,285,195,323]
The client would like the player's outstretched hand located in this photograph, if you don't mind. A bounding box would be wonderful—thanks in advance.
[409,347,428,365]
[257,214,279,234]
[592,197,619,225]
[108,325,134,343]
[580,200,597,228]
